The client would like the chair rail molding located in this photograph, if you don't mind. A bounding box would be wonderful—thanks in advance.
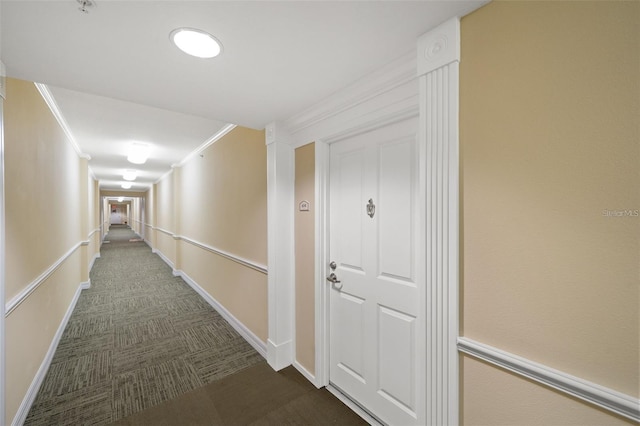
[458,337,640,422]
[5,241,84,316]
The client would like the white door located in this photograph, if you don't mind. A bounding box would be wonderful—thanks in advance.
[329,117,423,425]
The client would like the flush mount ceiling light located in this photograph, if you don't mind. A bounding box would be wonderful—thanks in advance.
[170,28,222,59]
[117,197,124,202]
[121,182,132,189]
[127,142,150,165]
[123,169,137,181]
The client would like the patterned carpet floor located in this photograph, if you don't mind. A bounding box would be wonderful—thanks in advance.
[25,225,264,425]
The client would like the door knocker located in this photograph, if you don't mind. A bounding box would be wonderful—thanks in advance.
[366,198,375,218]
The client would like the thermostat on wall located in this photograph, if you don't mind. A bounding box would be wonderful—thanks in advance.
[299,200,310,211]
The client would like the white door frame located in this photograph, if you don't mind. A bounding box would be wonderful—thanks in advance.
[265,18,461,424]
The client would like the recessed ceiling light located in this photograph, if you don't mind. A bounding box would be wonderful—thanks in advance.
[170,28,222,59]
[127,142,150,165]
[123,169,137,181]
[121,182,132,189]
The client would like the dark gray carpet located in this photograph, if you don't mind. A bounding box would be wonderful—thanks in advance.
[111,363,367,426]
[25,225,264,425]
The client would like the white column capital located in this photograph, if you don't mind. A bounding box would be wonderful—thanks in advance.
[417,18,460,77]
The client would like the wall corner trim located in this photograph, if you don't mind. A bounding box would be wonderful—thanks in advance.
[265,121,295,371]
[33,83,91,160]
[11,283,86,426]
[458,337,640,422]
[267,338,294,371]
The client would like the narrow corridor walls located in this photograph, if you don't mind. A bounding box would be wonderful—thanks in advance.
[3,78,100,425]
[146,126,268,349]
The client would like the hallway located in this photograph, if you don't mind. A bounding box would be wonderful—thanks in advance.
[24,226,361,425]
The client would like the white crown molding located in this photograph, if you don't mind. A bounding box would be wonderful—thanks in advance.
[284,50,415,137]
[154,167,173,185]
[5,241,83,316]
[458,337,640,422]
[172,123,237,168]
[33,83,91,160]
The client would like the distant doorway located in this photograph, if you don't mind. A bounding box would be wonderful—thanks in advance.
[110,205,123,225]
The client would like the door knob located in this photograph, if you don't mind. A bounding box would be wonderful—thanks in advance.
[326,273,341,284]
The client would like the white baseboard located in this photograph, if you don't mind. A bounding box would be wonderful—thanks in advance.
[88,252,100,272]
[80,280,91,289]
[12,283,86,426]
[175,269,267,359]
[267,338,293,372]
[153,249,175,271]
[293,361,320,389]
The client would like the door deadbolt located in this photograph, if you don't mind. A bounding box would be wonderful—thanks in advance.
[329,261,337,270]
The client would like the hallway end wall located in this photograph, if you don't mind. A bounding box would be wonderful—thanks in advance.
[3,78,99,425]
[460,2,639,424]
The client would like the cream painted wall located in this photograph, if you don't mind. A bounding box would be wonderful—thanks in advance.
[3,78,98,424]
[145,185,156,248]
[460,2,639,424]
[151,126,268,342]
[156,172,176,266]
[5,79,82,301]
[461,355,633,426]
[294,143,315,374]
[179,127,267,265]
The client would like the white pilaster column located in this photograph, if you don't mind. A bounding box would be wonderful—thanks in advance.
[417,18,461,426]
[265,121,295,370]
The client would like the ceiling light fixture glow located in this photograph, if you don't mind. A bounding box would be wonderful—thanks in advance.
[123,169,137,181]
[127,142,150,165]
[170,28,222,59]
[117,197,124,202]
[121,182,132,189]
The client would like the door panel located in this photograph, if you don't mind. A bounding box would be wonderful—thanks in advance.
[378,138,415,281]
[329,117,422,425]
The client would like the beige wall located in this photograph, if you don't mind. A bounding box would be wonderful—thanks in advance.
[145,185,156,248]
[151,126,269,341]
[179,127,267,265]
[155,171,177,266]
[294,143,315,374]
[3,78,99,424]
[460,1,639,424]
